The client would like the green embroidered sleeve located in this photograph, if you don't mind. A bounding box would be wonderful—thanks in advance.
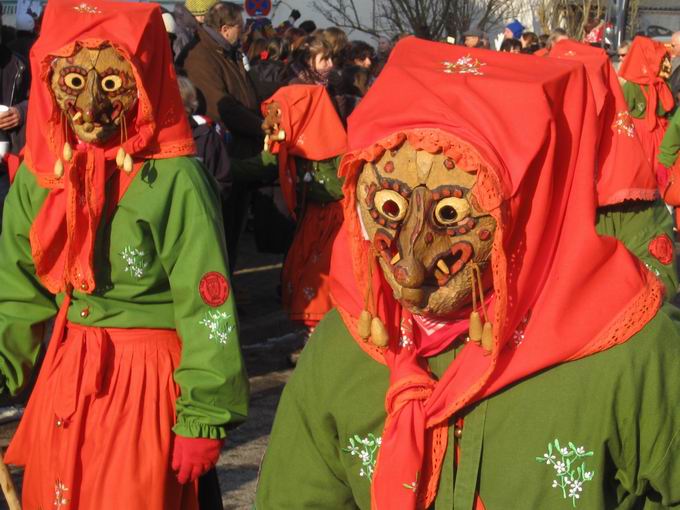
[595,200,678,300]
[623,82,670,119]
[658,107,680,168]
[149,158,249,439]
[0,165,57,396]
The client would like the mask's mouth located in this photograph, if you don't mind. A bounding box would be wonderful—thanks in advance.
[427,242,473,286]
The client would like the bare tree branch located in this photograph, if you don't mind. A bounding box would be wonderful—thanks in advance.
[312,0,517,41]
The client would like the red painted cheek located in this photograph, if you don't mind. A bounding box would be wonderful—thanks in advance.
[478,229,491,241]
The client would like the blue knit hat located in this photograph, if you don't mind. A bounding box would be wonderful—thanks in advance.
[505,19,525,39]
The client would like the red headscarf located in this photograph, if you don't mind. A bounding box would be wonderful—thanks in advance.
[262,84,347,216]
[26,0,195,295]
[330,37,662,510]
[549,39,658,205]
[619,36,674,131]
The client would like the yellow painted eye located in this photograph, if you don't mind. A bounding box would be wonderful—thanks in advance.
[434,197,470,226]
[374,189,408,222]
[64,72,86,90]
[101,75,123,92]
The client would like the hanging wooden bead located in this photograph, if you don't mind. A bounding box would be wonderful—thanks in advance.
[62,142,73,162]
[53,159,64,178]
[370,317,389,347]
[357,310,372,340]
[468,311,483,344]
[481,321,494,354]
[116,147,126,168]
[123,153,133,174]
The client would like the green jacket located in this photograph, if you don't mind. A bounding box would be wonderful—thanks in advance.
[596,199,678,300]
[0,158,249,439]
[257,304,680,509]
[623,81,672,120]
[659,107,680,168]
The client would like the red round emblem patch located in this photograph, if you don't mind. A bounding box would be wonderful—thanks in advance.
[648,234,674,265]
[199,272,230,307]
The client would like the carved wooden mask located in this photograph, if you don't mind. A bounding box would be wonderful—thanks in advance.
[357,140,496,317]
[50,44,137,144]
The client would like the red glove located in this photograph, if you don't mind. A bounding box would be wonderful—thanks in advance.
[657,162,670,190]
[171,436,223,484]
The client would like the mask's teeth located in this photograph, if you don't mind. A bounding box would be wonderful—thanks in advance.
[436,259,450,274]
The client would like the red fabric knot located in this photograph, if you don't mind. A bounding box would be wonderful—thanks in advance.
[384,375,436,416]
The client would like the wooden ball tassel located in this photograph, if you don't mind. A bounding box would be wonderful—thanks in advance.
[53,159,64,178]
[369,317,389,347]
[468,310,483,345]
[62,142,73,162]
[481,321,493,354]
[116,147,126,169]
[123,153,133,174]
[358,310,372,340]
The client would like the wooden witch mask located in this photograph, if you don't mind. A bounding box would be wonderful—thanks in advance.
[357,140,496,317]
[50,44,137,145]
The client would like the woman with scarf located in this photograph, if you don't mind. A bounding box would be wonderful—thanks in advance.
[256,38,680,509]
[620,36,675,171]
[0,1,248,509]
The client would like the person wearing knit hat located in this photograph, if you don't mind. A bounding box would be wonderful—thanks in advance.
[504,18,524,39]
[256,36,680,510]
[185,0,217,20]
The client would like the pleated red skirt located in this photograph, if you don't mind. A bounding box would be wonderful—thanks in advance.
[282,201,343,326]
[5,312,198,510]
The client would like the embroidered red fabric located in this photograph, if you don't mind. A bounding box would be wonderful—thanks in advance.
[549,40,659,206]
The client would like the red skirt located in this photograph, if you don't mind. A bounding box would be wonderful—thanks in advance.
[282,201,343,326]
[5,303,198,510]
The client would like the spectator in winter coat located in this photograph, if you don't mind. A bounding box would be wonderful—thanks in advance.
[179,1,263,268]
[172,0,217,62]
[0,6,30,230]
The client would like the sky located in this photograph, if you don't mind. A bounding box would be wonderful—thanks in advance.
[265,0,376,42]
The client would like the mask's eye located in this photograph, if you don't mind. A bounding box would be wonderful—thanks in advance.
[101,75,123,92]
[434,197,470,226]
[374,189,408,222]
[64,72,86,90]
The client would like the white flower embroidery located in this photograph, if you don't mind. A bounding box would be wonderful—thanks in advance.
[443,55,486,76]
[199,310,235,345]
[54,479,70,509]
[343,433,381,481]
[536,439,595,507]
[73,2,101,13]
[612,111,635,138]
[119,246,148,279]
